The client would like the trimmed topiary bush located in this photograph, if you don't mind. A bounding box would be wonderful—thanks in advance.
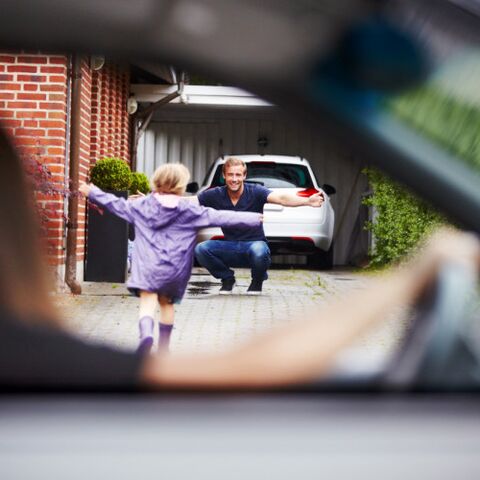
[90,157,132,191]
[130,172,151,195]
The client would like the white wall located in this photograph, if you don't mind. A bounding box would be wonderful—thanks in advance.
[137,106,369,265]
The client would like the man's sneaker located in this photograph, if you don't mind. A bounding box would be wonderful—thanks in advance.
[247,279,263,295]
[219,277,236,295]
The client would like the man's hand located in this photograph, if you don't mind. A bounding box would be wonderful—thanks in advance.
[307,192,324,207]
[267,190,325,207]
[78,181,92,197]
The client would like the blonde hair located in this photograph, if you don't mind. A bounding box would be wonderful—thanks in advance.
[222,157,247,175]
[151,163,191,195]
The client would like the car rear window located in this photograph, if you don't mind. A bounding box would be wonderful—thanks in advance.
[211,162,315,188]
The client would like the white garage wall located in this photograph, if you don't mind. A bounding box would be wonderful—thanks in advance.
[136,106,369,265]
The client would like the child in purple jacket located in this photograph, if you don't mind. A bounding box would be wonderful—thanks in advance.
[79,163,261,353]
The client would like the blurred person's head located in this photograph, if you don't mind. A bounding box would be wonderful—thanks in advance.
[151,163,190,196]
[0,130,58,324]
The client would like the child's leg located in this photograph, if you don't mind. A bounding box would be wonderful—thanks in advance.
[137,291,157,354]
[158,295,174,351]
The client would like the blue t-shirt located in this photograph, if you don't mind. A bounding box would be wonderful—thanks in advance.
[198,183,271,241]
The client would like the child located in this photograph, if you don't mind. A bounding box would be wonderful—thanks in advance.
[79,163,262,354]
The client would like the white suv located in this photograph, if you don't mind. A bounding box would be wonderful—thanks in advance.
[196,155,336,268]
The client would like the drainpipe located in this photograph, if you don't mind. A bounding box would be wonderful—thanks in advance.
[64,54,83,294]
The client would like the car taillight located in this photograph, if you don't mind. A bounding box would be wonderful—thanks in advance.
[211,235,225,240]
[296,188,319,197]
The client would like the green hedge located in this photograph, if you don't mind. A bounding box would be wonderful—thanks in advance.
[364,85,479,266]
[363,168,443,266]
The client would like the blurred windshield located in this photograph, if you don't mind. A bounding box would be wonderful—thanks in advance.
[387,49,480,173]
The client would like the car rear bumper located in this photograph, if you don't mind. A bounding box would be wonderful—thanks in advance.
[196,230,332,252]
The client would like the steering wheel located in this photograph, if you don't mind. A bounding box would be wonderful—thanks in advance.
[383,261,480,390]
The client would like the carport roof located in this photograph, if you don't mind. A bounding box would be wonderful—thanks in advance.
[130,84,273,107]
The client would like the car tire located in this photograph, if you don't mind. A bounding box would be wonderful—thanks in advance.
[307,242,334,270]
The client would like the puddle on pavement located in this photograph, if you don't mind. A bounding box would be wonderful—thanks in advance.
[187,281,217,296]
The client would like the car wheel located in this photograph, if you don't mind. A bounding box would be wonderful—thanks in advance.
[307,242,334,270]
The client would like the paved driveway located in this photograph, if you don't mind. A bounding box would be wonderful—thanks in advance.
[56,268,410,372]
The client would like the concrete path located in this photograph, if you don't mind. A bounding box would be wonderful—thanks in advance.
[55,268,411,372]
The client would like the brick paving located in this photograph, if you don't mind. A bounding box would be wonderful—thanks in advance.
[55,268,410,369]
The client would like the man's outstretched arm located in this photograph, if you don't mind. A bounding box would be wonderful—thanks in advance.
[266,190,324,207]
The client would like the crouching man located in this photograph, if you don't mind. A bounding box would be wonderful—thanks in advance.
[195,157,324,295]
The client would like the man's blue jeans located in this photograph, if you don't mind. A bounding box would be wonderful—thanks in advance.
[195,240,271,281]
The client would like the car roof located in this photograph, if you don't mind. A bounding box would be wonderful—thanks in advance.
[215,155,308,165]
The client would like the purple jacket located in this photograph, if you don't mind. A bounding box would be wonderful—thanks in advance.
[88,186,261,299]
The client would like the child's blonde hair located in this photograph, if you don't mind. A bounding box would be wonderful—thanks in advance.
[151,163,190,195]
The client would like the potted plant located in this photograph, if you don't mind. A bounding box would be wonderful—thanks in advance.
[129,171,151,195]
[84,158,132,282]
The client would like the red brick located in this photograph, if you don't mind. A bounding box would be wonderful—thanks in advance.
[13,137,39,146]
[0,82,21,91]
[17,56,48,64]
[41,66,66,74]
[39,120,64,128]
[18,92,46,101]
[24,84,38,91]
[47,93,65,101]
[23,120,38,127]
[15,128,46,136]
[48,75,66,83]
[37,138,64,146]
[17,146,44,156]
[7,65,37,73]
[39,102,65,110]
[0,110,15,118]
[40,84,65,92]
[17,75,46,82]
[47,147,64,155]
[7,101,37,109]
[15,110,47,118]
[0,55,16,62]
[47,111,66,120]
[48,56,67,65]
[1,119,21,128]
[0,92,15,100]
[47,129,65,137]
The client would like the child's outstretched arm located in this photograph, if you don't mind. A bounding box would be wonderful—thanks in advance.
[191,205,262,229]
[79,181,136,224]
[141,228,480,389]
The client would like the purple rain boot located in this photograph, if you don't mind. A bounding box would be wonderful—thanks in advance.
[159,323,173,352]
[137,316,154,354]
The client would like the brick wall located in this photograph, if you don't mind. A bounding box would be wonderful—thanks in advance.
[90,63,131,165]
[76,58,93,263]
[0,53,69,266]
[0,53,132,281]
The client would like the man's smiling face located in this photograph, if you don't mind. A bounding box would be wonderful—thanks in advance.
[224,164,247,194]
